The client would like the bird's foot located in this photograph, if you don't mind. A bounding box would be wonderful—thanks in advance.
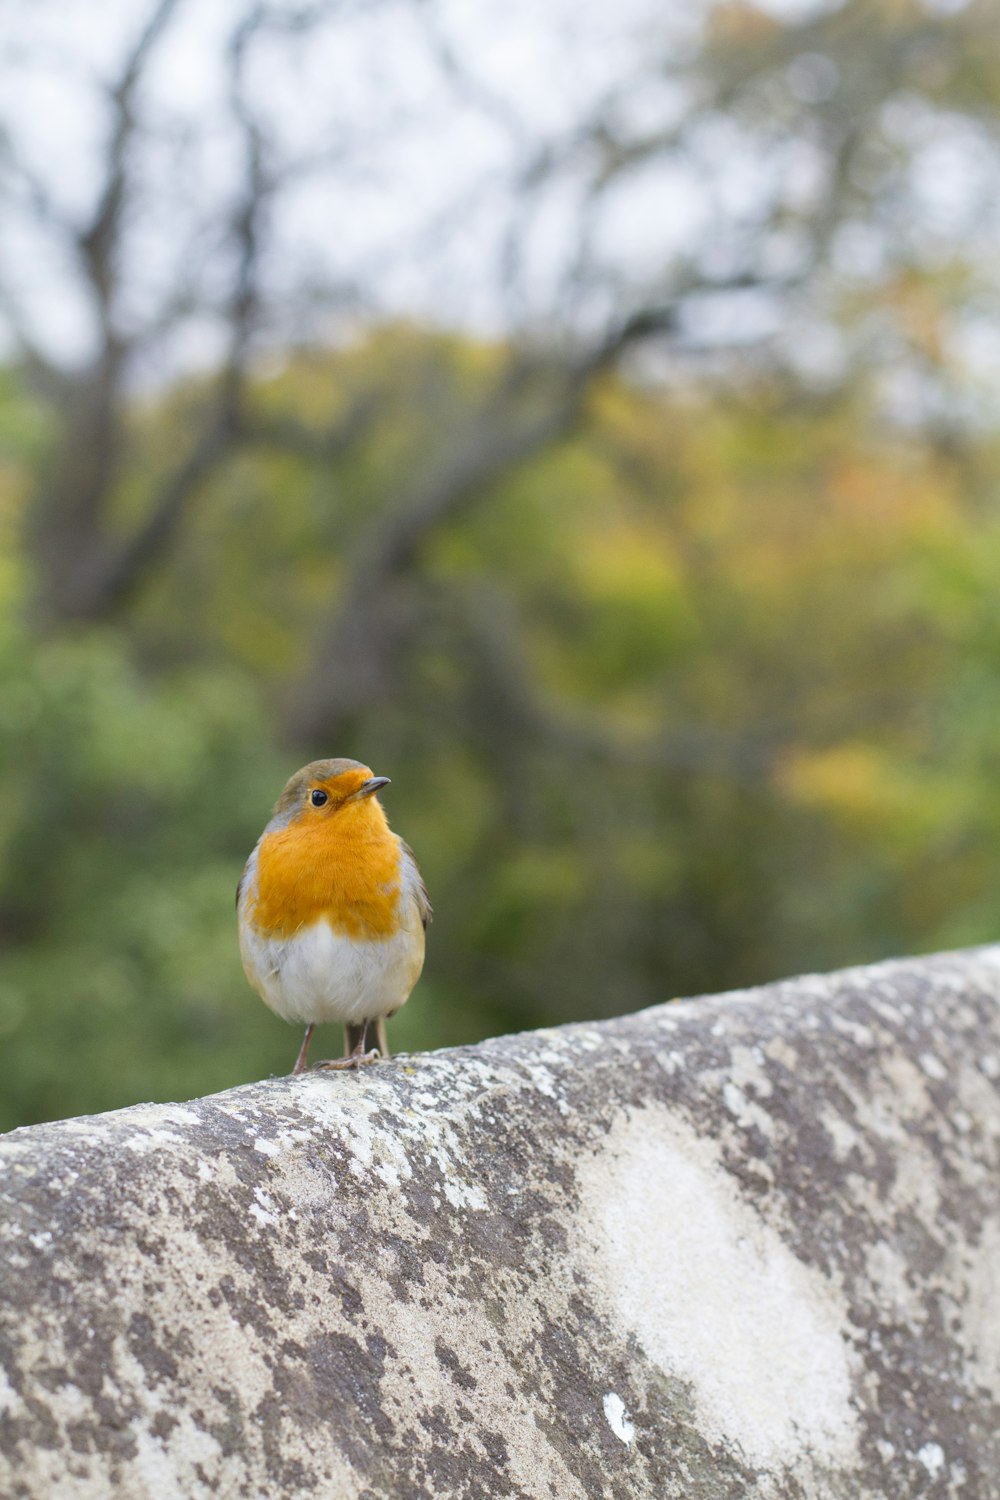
[311,1048,382,1072]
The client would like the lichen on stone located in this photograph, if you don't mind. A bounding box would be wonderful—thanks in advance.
[2,948,1000,1498]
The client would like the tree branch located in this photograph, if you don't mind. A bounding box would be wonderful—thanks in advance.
[77,0,183,329]
[281,301,689,746]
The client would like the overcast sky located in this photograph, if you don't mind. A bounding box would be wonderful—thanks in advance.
[0,0,835,373]
[5,0,995,429]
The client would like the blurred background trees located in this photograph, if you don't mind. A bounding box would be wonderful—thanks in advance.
[2,0,1000,1127]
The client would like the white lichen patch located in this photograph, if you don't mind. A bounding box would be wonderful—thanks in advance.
[958,1216,1000,1392]
[123,1127,195,1155]
[881,1053,937,1118]
[132,1419,224,1500]
[887,1138,943,1225]
[720,1079,775,1138]
[442,1176,488,1211]
[865,1240,920,1321]
[656,1049,684,1076]
[248,1187,280,1228]
[819,1108,862,1162]
[916,1441,945,1477]
[918,1052,948,1082]
[576,1106,860,1474]
[728,1045,774,1100]
[0,1367,23,1417]
[828,1015,876,1049]
[603,1391,635,1444]
[251,1123,315,1157]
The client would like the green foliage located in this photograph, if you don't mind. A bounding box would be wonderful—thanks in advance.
[0,612,290,1125]
[4,334,1000,1129]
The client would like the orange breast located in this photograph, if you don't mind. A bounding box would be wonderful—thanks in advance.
[249,802,403,940]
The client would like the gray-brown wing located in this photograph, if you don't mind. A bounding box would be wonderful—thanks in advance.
[235,847,256,912]
[400,838,432,928]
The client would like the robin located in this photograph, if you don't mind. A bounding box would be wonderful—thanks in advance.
[237,759,431,1073]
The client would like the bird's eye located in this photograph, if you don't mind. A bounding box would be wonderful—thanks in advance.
[310,788,328,807]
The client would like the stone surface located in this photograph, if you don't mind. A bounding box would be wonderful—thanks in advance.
[2,949,1000,1499]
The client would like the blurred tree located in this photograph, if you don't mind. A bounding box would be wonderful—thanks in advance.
[2,339,1000,1129]
[4,0,998,682]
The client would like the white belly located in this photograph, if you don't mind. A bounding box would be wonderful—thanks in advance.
[240,914,425,1026]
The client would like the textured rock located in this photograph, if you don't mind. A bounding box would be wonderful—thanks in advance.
[2,949,1000,1499]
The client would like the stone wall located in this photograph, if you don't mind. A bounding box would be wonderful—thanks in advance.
[2,948,1000,1498]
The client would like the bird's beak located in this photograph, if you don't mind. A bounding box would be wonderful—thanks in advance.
[356,776,390,799]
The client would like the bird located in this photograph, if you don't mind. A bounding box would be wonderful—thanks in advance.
[237,758,430,1073]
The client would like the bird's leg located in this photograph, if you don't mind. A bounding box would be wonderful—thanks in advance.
[344,1017,390,1059]
[292,1023,315,1074]
[311,1019,381,1072]
[355,1019,369,1066]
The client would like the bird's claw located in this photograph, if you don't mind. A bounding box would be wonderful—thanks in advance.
[311,1048,382,1072]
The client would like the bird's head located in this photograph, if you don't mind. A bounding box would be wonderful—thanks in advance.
[271,758,391,827]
